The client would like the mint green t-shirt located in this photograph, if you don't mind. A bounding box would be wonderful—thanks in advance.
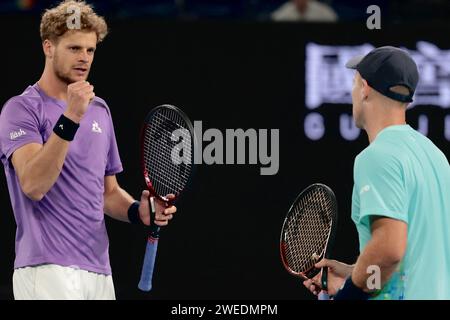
[351,125,450,300]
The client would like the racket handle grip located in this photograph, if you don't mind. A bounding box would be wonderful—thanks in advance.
[321,266,328,291]
[318,291,330,300]
[138,225,160,292]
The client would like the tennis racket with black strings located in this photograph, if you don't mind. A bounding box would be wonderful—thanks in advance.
[138,104,195,292]
[280,183,338,300]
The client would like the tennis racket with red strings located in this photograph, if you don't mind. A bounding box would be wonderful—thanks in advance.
[280,183,338,300]
[138,104,195,292]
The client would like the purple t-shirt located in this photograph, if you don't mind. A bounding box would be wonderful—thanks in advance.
[0,84,123,275]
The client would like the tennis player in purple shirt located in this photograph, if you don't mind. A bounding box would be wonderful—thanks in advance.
[0,0,176,299]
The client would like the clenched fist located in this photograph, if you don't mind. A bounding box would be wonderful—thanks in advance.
[64,81,95,123]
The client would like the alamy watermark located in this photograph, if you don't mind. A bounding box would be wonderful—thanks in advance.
[366,5,381,30]
[171,121,280,176]
[67,5,81,30]
[366,265,381,290]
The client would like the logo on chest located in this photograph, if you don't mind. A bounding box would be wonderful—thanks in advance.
[92,120,102,134]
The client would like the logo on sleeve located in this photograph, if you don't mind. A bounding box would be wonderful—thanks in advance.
[92,121,102,134]
[9,129,27,140]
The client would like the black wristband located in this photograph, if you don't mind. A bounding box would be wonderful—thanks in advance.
[128,201,144,226]
[53,114,80,141]
[333,277,372,300]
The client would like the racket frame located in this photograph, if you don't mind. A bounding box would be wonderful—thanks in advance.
[137,104,195,292]
[279,183,338,281]
[140,104,195,204]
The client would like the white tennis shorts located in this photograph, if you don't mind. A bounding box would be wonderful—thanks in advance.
[13,264,116,300]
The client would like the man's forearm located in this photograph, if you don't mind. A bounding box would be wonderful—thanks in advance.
[351,236,401,292]
[104,185,135,222]
[20,133,71,200]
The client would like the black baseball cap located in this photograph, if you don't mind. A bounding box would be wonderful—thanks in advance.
[345,46,419,103]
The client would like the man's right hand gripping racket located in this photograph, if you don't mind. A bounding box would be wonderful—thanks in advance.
[280,183,338,300]
[138,104,195,292]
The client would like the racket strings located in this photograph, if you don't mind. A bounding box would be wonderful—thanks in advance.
[143,108,193,197]
[145,114,191,194]
[283,187,334,274]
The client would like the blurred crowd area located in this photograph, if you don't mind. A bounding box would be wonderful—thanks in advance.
[1,0,450,23]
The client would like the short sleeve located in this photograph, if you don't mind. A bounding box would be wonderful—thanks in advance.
[0,98,43,161]
[104,112,123,176]
[353,148,408,225]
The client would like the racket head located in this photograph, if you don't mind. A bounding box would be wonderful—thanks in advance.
[140,104,195,203]
[280,183,338,281]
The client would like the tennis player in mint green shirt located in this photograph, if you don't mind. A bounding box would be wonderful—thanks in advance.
[303,46,450,300]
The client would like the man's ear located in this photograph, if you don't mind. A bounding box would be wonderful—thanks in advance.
[361,77,371,100]
[42,39,55,59]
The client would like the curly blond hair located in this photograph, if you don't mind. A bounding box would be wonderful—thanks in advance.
[40,0,108,43]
